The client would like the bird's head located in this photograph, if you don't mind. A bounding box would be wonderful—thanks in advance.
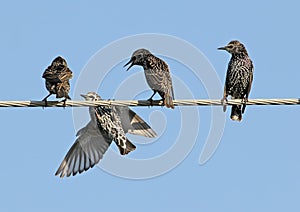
[80,92,102,101]
[51,56,67,68]
[218,40,247,55]
[123,48,151,71]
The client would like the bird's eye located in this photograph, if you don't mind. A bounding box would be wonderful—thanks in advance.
[227,45,233,49]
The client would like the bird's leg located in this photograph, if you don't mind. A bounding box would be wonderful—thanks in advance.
[59,95,71,109]
[43,99,48,108]
[241,97,248,114]
[157,91,166,107]
[147,91,157,107]
[42,93,52,108]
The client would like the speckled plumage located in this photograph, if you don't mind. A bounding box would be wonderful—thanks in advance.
[42,56,73,105]
[124,49,175,109]
[218,40,253,121]
[94,101,135,156]
[55,92,157,178]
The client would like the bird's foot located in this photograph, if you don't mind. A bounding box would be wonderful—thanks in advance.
[241,98,248,114]
[221,97,228,112]
[61,98,67,109]
[42,98,48,109]
[241,97,248,104]
[160,98,165,108]
[147,98,154,107]
[107,99,115,109]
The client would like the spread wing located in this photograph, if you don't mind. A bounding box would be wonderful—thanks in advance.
[55,121,112,178]
[114,106,157,138]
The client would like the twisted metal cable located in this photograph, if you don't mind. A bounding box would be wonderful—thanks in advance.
[0,98,299,107]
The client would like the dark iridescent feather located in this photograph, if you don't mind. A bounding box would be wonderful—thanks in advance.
[219,40,254,121]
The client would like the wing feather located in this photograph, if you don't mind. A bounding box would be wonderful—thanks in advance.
[55,121,112,178]
[115,106,157,138]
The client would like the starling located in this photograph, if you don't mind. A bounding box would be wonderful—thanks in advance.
[218,40,254,121]
[42,56,73,106]
[55,92,157,178]
[124,48,175,109]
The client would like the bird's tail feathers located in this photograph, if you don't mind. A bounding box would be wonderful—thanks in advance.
[230,105,242,122]
[118,139,136,155]
[164,93,174,109]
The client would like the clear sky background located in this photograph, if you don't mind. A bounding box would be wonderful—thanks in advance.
[0,1,300,211]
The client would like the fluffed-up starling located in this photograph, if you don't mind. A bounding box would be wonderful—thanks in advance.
[218,40,253,121]
[55,92,157,178]
[124,48,175,109]
[42,56,73,106]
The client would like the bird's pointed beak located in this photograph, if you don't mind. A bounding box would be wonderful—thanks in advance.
[218,46,227,50]
[123,58,134,71]
[80,94,87,99]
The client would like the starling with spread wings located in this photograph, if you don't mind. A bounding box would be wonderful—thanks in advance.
[55,92,156,178]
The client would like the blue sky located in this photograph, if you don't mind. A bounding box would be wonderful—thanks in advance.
[0,1,300,211]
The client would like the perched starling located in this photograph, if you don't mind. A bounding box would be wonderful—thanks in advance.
[124,48,175,109]
[55,92,157,178]
[218,40,254,121]
[42,56,73,106]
